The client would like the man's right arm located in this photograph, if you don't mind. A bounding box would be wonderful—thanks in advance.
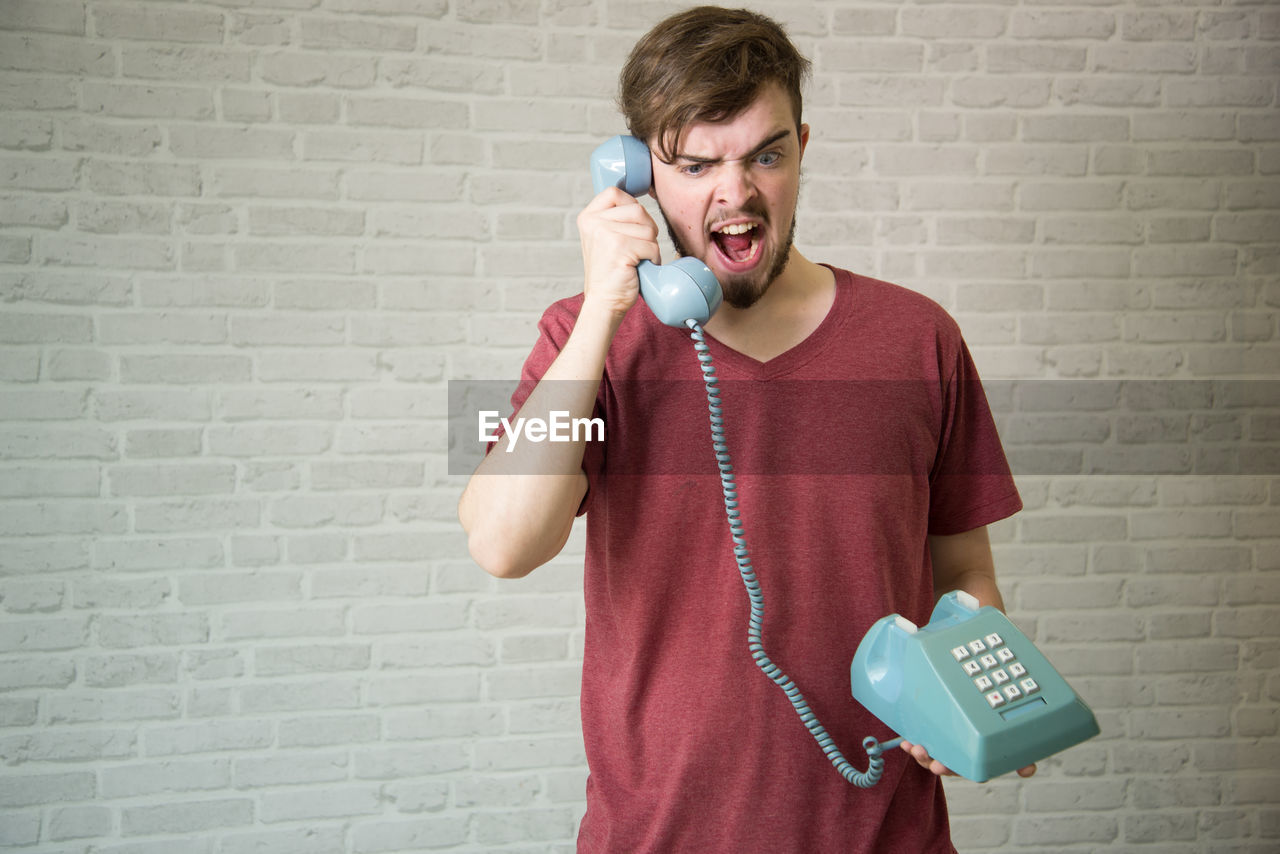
[457,301,621,578]
[458,186,660,578]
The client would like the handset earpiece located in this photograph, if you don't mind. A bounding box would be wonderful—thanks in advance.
[589,136,722,328]
[589,135,652,198]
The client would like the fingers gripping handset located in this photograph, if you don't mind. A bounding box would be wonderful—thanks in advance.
[589,136,722,328]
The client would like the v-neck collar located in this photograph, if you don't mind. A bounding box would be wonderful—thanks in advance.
[694,265,857,379]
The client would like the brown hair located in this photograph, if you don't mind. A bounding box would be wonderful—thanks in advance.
[619,6,812,163]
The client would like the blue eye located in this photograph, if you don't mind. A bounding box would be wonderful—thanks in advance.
[681,163,706,177]
[757,151,781,166]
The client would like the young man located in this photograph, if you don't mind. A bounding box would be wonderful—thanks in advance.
[459,7,1028,851]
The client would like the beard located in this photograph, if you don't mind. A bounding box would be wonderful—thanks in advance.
[659,207,797,310]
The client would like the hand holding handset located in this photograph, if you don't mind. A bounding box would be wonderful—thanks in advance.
[589,135,722,327]
[851,590,1099,782]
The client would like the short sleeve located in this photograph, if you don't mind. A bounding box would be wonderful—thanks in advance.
[927,338,1022,535]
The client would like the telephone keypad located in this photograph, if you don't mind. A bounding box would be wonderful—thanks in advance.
[953,632,1039,715]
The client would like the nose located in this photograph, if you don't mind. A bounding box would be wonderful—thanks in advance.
[715,161,758,209]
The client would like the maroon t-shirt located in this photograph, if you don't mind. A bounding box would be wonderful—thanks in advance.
[508,268,1022,853]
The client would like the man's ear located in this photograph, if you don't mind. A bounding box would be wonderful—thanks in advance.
[798,123,810,158]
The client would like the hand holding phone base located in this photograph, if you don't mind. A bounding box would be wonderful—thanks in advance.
[851,591,1100,782]
[589,136,722,327]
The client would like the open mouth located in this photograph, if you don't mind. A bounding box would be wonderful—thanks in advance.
[710,221,762,268]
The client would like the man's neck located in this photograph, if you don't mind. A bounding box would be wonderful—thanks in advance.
[702,249,836,363]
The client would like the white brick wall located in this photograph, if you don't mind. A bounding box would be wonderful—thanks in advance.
[0,1,1277,851]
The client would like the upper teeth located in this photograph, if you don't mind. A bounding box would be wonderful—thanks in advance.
[716,223,756,235]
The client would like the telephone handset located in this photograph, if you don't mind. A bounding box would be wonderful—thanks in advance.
[589,135,722,327]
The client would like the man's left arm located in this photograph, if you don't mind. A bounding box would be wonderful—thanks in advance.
[898,525,1038,779]
[928,525,1004,610]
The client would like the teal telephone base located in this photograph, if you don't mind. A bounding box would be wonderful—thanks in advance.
[851,590,1100,782]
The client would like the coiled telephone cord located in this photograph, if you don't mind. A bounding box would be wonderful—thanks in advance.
[685,319,901,788]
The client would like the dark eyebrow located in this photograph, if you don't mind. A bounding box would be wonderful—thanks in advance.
[675,128,793,165]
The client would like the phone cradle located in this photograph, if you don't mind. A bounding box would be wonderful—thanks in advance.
[851,591,1099,782]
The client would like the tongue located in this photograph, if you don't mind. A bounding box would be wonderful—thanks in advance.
[718,231,754,262]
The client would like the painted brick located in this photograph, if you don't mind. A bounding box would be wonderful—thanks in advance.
[1010,9,1115,40]
[0,0,85,35]
[351,817,469,854]
[220,827,347,854]
[121,798,254,835]
[0,772,95,808]
[48,805,113,841]
[299,16,417,51]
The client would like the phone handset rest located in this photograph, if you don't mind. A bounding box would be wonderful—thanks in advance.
[589,135,722,328]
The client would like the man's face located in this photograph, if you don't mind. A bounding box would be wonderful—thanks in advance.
[649,83,808,309]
